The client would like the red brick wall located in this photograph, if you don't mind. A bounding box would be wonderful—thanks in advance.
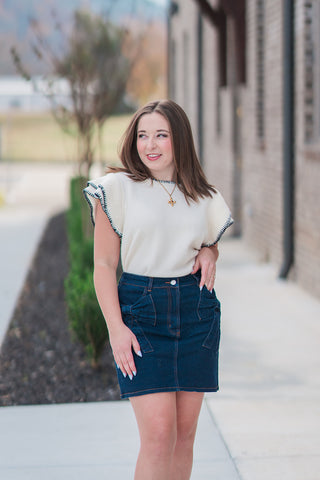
[169,0,320,298]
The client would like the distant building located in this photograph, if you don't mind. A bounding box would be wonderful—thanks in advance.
[0,76,70,112]
[168,0,320,298]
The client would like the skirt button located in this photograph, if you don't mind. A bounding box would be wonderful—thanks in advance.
[170,279,177,286]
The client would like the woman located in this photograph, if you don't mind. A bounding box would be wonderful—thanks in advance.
[84,99,233,479]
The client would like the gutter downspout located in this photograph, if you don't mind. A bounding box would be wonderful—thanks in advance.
[279,0,295,279]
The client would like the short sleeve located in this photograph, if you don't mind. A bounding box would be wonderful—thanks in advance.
[83,173,124,237]
[203,190,234,246]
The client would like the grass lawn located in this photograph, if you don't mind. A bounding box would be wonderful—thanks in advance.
[0,111,131,166]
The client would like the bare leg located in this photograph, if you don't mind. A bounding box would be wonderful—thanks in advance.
[169,391,204,480]
[130,392,177,480]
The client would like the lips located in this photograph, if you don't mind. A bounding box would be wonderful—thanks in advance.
[147,154,161,161]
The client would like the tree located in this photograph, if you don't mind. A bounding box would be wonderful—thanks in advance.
[11,9,134,178]
[126,21,167,105]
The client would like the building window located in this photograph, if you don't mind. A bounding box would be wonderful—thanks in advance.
[304,0,320,144]
[256,0,265,144]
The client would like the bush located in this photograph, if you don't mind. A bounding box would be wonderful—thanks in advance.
[64,176,108,367]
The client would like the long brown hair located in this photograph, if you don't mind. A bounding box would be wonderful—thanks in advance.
[109,99,216,202]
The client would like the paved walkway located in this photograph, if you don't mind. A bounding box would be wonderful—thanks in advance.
[0,401,239,479]
[0,162,74,346]
[1,162,320,479]
[210,239,320,480]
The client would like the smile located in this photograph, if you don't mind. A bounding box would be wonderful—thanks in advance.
[147,154,161,161]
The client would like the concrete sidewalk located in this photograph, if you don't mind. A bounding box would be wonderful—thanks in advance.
[0,401,240,479]
[1,162,320,479]
[0,162,74,346]
[209,239,320,480]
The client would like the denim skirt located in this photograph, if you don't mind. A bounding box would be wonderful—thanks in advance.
[116,271,221,399]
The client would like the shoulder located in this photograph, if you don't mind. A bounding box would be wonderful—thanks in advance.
[197,188,224,207]
[84,172,128,206]
[87,171,130,191]
[201,188,232,221]
[210,189,225,205]
[95,171,126,184]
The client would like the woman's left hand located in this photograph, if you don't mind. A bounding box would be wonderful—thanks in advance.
[191,245,219,292]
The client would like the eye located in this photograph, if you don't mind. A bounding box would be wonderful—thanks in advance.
[138,133,147,139]
[158,133,168,138]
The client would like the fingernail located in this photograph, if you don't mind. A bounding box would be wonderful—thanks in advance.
[210,289,213,294]
[116,364,120,369]
[137,350,142,357]
[122,371,127,378]
[133,370,137,376]
[199,286,203,291]
[128,374,133,381]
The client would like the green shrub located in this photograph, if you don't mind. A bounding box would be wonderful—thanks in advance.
[65,269,108,365]
[65,176,108,367]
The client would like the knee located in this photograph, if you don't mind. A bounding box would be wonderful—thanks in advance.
[141,418,177,458]
[176,420,197,450]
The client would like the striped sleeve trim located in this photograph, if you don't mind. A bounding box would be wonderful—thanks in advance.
[83,182,123,238]
[202,214,234,247]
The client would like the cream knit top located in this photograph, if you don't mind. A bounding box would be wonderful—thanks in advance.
[84,172,233,278]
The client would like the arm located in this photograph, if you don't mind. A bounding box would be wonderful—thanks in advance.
[191,244,219,292]
[93,202,141,379]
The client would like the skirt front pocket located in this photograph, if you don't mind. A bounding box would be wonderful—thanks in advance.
[119,284,156,354]
[197,288,221,351]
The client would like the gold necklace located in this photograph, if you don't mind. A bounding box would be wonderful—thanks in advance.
[156,180,177,206]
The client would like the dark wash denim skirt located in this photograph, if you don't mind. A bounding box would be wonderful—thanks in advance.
[117,271,221,399]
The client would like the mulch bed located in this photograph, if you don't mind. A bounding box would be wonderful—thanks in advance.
[0,212,120,406]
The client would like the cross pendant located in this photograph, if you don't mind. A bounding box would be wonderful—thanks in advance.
[168,197,176,207]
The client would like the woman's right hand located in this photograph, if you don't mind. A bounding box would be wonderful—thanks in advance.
[110,324,142,380]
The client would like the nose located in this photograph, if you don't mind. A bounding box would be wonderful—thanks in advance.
[147,135,156,150]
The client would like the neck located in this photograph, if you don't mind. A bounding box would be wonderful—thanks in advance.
[154,177,175,183]
[151,168,176,183]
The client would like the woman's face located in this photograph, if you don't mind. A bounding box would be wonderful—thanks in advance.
[136,112,175,181]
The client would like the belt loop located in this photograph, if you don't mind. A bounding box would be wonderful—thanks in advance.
[143,277,153,294]
[146,277,153,293]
